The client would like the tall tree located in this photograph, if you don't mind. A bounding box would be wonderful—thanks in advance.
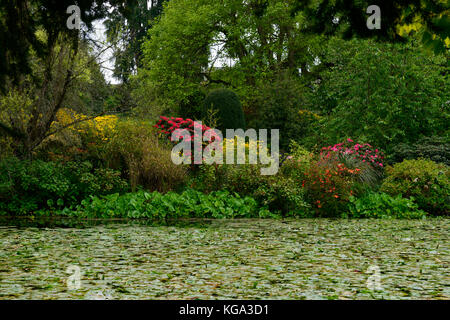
[305,37,449,152]
[0,0,120,156]
[137,0,320,112]
[0,0,110,92]
[0,34,109,157]
[105,0,167,82]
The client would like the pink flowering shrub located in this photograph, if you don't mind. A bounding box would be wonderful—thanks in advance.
[154,116,221,161]
[299,139,386,215]
[320,138,385,170]
[154,116,218,141]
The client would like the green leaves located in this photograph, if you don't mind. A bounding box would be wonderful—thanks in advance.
[380,159,450,216]
[346,192,427,219]
[71,188,268,220]
[0,158,129,215]
[190,163,310,217]
[308,38,448,154]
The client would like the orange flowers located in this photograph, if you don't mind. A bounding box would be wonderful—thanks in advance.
[303,160,358,213]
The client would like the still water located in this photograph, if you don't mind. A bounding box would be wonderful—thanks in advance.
[0,218,448,299]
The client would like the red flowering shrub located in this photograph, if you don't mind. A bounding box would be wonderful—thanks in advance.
[154,116,211,141]
[320,138,384,169]
[302,159,361,216]
[154,116,221,161]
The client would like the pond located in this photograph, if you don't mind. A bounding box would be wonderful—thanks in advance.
[0,218,448,300]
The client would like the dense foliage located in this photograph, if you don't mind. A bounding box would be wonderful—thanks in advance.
[0,0,448,220]
[390,136,450,165]
[380,159,449,216]
[61,189,273,219]
[346,192,427,219]
[190,164,310,217]
[0,158,128,215]
[302,159,360,216]
[306,38,449,154]
[201,89,246,131]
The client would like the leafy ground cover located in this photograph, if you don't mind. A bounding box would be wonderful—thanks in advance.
[0,218,448,300]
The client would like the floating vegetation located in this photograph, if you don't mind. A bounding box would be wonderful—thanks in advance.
[0,219,448,300]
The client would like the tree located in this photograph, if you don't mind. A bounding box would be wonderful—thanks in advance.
[137,0,321,116]
[137,0,448,119]
[306,37,449,153]
[105,0,168,82]
[0,31,110,157]
[0,0,110,92]
[0,0,138,157]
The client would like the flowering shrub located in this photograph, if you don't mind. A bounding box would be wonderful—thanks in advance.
[52,108,118,142]
[154,116,223,161]
[321,138,384,169]
[222,137,271,165]
[154,116,219,142]
[38,109,119,161]
[302,159,361,216]
[300,140,385,215]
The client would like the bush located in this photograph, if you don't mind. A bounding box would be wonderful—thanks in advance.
[302,159,361,216]
[390,136,450,166]
[154,116,221,163]
[280,141,314,181]
[36,108,119,163]
[65,189,273,219]
[380,159,449,216]
[320,139,385,170]
[189,164,310,217]
[0,158,128,215]
[288,140,314,162]
[318,139,385,191]
[202,89,246,131]
[299,140,386,217]
[40,115,187,192]
[102,119,188,192]
[346,192,427,219]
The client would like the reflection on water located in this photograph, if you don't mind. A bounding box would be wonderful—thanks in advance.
[0,217,448,300]
[0,216,218,229]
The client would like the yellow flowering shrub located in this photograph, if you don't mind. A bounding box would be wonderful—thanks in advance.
[38,109,119,160]
[222,136,269,164]
[51,108,118,142]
